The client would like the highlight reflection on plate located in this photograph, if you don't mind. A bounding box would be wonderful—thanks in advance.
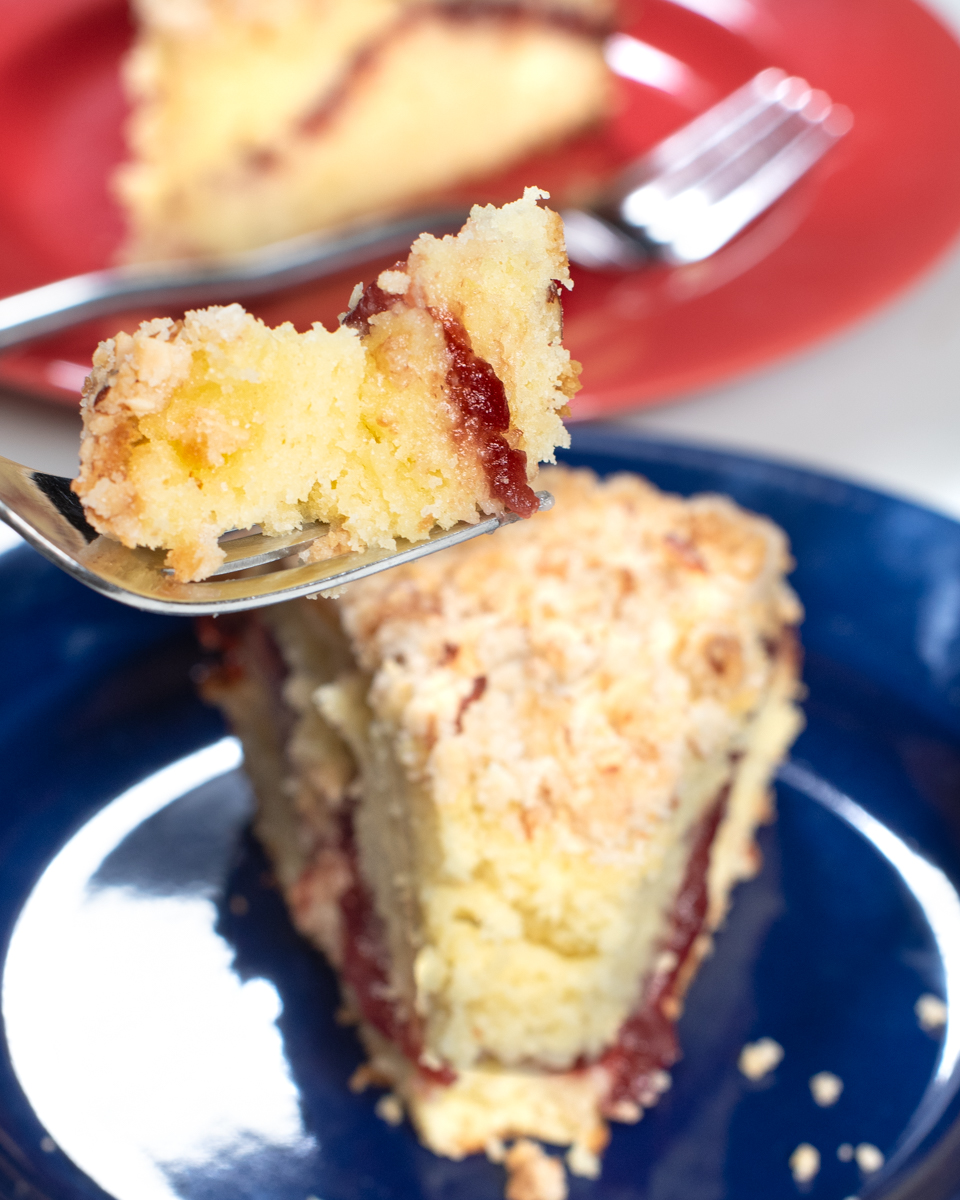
[3,741,320,1200]
[2,432,960,1200]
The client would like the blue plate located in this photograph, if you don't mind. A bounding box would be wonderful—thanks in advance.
[1,430,959,1200]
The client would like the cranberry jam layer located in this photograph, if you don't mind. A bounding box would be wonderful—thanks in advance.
[117,0,615,261]
[73,192,576,583]
[197,465,804,1182]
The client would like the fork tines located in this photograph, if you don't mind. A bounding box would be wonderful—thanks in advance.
[598,63,852,265]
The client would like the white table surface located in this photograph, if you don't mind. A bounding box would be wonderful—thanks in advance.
[2,0,960,554]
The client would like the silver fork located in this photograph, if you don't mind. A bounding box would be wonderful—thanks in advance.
[0,67,849,614]
[0,67,851,350]
[0,453,555,614]
[564,64,852,269]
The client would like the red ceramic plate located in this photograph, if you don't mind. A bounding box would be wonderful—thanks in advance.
[1,0,960,418]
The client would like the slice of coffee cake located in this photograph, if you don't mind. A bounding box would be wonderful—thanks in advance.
[199,465,803,1189]
[72,190,576,582]
[116,0,613,261]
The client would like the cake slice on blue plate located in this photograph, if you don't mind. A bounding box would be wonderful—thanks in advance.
[200,465,804,1197]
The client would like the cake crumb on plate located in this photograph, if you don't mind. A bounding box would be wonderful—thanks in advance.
[566,1142,601,1179]
[739,1037,784,1081]
[809,1071,843,1106]
[915,993,948,1032]
[486,1137,507,1164]
[504,1140,567,1200]
[789,1143,821,1186]
[201,466,804,1173]
[855,1143,884,1174]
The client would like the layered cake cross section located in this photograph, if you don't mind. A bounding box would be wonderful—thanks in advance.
[72,190,576,581]
[199,465,804,1186]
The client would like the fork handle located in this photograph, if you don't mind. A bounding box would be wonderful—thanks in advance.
[0,209,469,352]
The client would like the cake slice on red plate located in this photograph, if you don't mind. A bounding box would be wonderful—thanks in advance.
[72,190,577,581]
[116,0,614,260]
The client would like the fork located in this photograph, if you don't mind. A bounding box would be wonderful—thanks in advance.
[0,453,555,615]
[0,66,851,350]
[0,66,849,613]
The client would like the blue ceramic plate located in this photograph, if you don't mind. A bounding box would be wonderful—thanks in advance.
[1,430,959,1200]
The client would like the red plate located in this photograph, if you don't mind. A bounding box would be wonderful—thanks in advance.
[1,0,960,418]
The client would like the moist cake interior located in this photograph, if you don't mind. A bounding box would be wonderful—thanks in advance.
[199,465,804,1192]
